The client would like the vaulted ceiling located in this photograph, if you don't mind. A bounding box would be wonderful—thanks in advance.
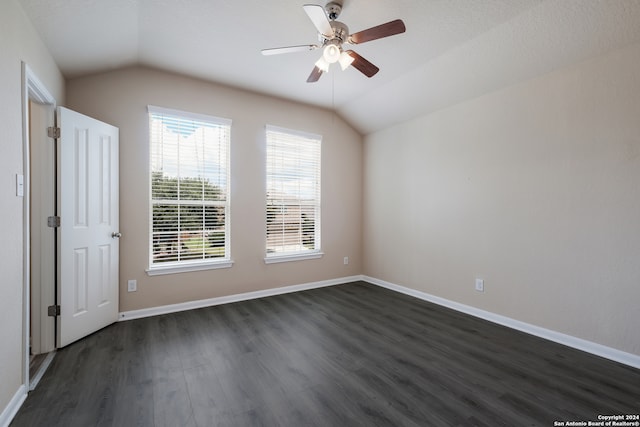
[19,0,640,134]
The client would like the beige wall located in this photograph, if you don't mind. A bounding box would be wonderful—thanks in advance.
[0,0,65,417]
[363,41,640,356]
[66,66,363,312]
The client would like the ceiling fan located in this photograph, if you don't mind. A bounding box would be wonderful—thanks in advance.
[261,1,406,83]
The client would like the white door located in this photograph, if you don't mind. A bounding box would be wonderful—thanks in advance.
[57,107,119,347]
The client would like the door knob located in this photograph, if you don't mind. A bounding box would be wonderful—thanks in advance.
[111,232,122,238]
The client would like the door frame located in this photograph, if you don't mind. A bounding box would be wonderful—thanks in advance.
[21,62,57,390]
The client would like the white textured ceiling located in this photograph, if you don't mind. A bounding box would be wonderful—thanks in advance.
[19,0,640,134]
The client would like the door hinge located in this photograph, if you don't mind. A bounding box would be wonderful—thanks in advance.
[47,305,60,317]
[47,127,60,139]
[47,216,61,228]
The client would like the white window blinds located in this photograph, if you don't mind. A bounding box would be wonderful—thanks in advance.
[149,106,231,268]
[266,125,321,257]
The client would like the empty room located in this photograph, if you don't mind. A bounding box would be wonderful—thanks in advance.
[1,0,639,426]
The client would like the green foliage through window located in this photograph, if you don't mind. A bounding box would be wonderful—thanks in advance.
[149,106,231,266]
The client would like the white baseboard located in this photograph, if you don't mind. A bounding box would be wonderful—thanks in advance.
[363,275,640,370]
[119,275,362,321]
[29,351,56,391]
[0,385,27,427]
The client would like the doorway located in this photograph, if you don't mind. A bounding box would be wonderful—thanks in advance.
[22,63,57,392]
[27,99,56,389]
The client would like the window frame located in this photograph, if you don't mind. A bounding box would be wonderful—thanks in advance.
[146,105,233,276]
[264,124,323,264]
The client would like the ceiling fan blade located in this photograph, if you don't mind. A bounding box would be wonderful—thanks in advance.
[348,19,406,44]
[345,50,379,78]
[307,66,324,83]
[261,45,318,56]
[303,4,334,38]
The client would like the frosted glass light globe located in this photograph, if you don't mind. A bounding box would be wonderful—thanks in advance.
[323,44,341,63]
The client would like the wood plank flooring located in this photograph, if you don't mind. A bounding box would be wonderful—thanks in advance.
[11,281,640,426]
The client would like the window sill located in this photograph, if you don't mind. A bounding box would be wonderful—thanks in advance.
[146,260,234,276]
[264,252,324,264]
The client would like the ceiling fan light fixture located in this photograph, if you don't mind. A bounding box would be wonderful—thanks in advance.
[338,51,354,70]
[261,3,406,83]
[323,43,341,63]
[315,56,330,72]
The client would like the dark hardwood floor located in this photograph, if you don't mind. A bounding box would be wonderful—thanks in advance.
[11,281,640,426]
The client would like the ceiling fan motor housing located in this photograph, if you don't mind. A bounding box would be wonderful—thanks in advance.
[317,20,349,47]
[330,20,349,42]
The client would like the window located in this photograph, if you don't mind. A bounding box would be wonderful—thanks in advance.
[265,125,322,262]
[148,106,231,274]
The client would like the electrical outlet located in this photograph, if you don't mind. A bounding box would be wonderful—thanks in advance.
[475,278,484,292]
[343,257,349,265]
[127,279,137,292]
